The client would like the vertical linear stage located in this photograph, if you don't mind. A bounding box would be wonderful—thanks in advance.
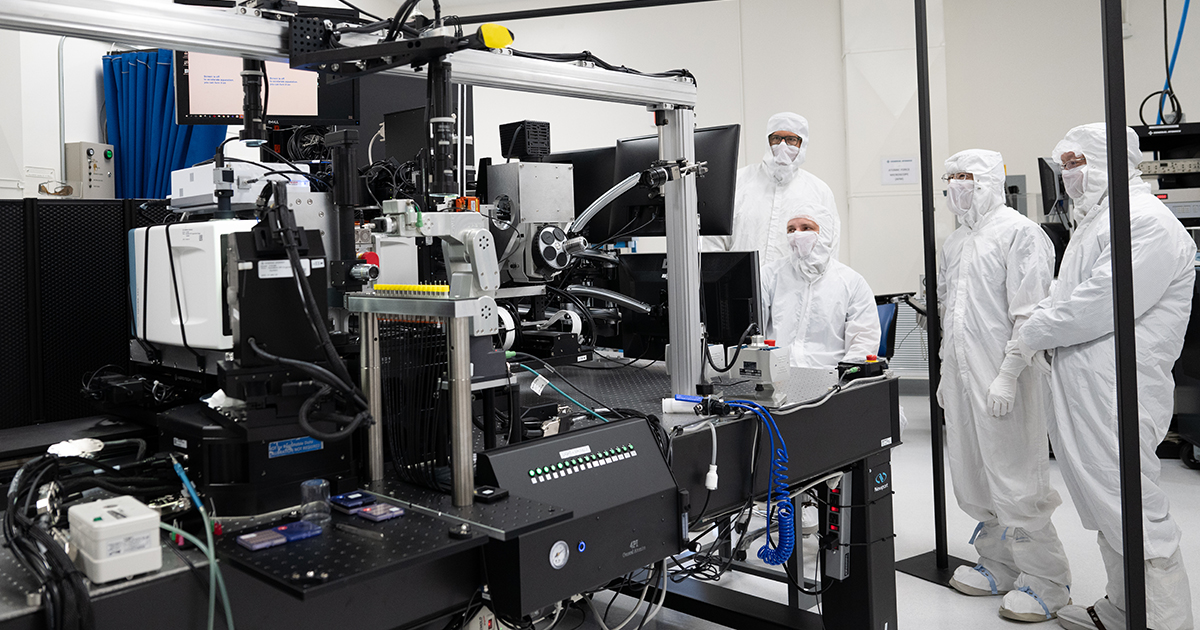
[659,107,702,396]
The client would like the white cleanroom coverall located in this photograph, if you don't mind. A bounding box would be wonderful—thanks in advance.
[761,202,879,369]
[712,112,839,265]
[936,149,1071,621]
[1015,124,1194,630]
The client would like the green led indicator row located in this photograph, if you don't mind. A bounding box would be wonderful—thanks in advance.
[528,445,637,477]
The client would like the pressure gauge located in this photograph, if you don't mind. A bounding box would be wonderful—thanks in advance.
[549,540,569,570]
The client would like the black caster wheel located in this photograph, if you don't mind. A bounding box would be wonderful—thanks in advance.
[1182,443,1200,470]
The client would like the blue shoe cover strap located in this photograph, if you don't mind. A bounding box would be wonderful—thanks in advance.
[1015,586,1052,620]
[969,522,985,545]
[972,564,999,595]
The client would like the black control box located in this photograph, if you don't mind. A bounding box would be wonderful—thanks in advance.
[476,419,682,618]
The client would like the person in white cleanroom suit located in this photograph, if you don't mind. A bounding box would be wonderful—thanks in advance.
[760,201,881,535]
[1003,124,1194,630]
[711,112,839,265]
[760,201,879,369]
[936,149,1072,623]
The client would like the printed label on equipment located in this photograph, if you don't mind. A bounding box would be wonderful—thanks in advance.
[177,227,205,243]
[530,375,549,396]
[172,437,187,449]
[268,436,324,458]
[559,445,592,460]
[577,355,587,362]
[104,533,153,558]
[257,259,311,279]
[881,437,893,447]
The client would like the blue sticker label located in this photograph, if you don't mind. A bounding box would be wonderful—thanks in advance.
[268,436,324,458]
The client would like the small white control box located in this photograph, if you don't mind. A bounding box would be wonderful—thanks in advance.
[68,496,162,583]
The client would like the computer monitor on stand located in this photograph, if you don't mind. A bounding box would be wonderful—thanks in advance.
[616,251,761,361]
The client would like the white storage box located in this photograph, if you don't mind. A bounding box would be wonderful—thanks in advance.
[68,496,162,583]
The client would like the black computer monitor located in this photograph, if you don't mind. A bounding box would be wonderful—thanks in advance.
[609,124,741,239]
[616,251,761,361]
[544,146,618,242]
[1037,157,1068,215]
[174,50,358,127]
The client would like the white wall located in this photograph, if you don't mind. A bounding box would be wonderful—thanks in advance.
[944,0,1200,213]
[466,0,852,257]
[0,32,110,198]
[841,0,951,294]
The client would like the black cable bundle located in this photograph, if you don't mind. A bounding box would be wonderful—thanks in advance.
[5,457,93,630]
[3,454,177,630]
[248,183,372,442]
[381,320,452,491]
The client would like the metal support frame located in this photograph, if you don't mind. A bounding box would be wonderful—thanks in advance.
[0,1,696,108]
[659,107,703,396]
[447,316,474,507]
[361,312,385,481]
[1100,0,1147,627]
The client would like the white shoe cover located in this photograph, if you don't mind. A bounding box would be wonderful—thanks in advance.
[1000,587,1068,622]
[950,564,1012,596]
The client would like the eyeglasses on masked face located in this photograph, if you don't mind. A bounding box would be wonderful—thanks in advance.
[768,134,802,147]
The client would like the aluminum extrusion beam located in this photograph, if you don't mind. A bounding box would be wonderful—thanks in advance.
[0,0,697,108]
[0,0,289,61]
[660,108,702,396]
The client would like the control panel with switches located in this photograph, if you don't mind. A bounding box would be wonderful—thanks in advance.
[65,141,115,198]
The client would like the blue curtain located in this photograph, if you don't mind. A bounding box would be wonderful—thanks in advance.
[102,50,227,199]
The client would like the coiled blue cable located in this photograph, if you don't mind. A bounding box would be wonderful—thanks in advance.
[729,400,794,565]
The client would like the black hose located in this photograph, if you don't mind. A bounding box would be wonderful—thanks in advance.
[248,339,366,408]
[297,383,370,442]
[704,322,757,373]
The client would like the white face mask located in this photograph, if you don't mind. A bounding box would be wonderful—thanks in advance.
[946,179,974,216]
[788,230,818,260]
[1061,165,1087,200]
[772,143,801,166]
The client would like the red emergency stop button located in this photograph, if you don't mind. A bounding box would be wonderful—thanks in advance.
[359,251,380,266]
[866,354,878,362]
[765,339,776,347]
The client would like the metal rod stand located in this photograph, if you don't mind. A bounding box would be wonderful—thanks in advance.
[448,316,474,507]
[362,312,385,481]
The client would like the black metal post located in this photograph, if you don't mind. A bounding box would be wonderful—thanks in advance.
[913,0,949,568]
[240,59,267,141]
[1099,1,1147,628]
[325,129,361,261]
[426,58,457,209]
